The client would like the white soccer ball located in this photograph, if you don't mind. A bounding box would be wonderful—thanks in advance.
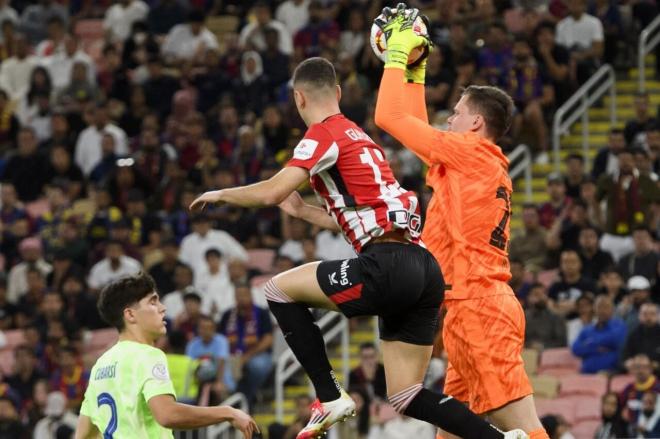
[370,10,429,65]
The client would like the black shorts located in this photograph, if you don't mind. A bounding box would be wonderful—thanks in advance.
[316,242,444,345]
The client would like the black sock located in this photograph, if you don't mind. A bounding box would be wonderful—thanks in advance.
[268,301,341,402]
[403,389,504,439]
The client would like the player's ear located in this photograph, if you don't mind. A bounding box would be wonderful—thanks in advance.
[472,114,484,133]
[335,84,342,102]
[293,89,305,109]
[123,306,137,325]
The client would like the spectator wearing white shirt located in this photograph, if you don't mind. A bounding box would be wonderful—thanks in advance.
[7,237,52,305]
[44,34,96,93]
[0,34,36,100]
[179,213,248,274]
[87,240,141,292]
[162,9,219,63]
[163,264,197,321]
[275,0,310,37]
[194,248,234,321]
[75,101,128,176]
[555,0,604,84]
[239,2,293,55]
[103,0,149,43]
[315,230,355,261]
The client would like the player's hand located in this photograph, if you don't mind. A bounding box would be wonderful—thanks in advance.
[228,407,259,439]
[189,190,225,211]
[278,191,305,218]
[374,3,429,70]
[405,13,432,84]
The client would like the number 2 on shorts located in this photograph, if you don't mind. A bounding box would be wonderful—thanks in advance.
[97,392,118,439]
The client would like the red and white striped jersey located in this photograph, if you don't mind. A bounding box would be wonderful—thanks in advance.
[286,114,422,253]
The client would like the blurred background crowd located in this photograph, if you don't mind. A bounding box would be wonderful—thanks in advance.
[0,0,657,438]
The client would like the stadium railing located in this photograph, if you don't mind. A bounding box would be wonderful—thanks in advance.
[175,392,249,439]
[552,64,617,171]
[274,311,350,423]
[639,14,660,92]
[508,144,533,201]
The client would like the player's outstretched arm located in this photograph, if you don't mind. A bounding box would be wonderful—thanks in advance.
[279,191,341,232]
[74,415,101,439]
[148,394,259,438]
[190,167,309,210]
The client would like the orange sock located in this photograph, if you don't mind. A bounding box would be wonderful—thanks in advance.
[529,428,550,439]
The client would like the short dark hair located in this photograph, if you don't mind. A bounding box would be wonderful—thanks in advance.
[204,248,222,259]
[359,342,376,351]
[97,272,157,331]
[461,85,514,141]
[292,57,337,91]
[566,153,584,163]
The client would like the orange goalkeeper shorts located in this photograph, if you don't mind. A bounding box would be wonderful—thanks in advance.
[442,293,533,414]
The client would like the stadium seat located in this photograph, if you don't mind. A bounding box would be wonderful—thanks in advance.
[538,348,581,375]
[571,396,602,421]
[531,374,559,399]
[536,269,558,287]
[522,348,539,376]
[559,374,607,397]
[0,350,15,376]
[609,374,634,393]
[1,330,25,351]
[206,15,240,37]
[247,249,276,274]
[87,328,118,351]
[534,398,577,424]
[571,420,601,438]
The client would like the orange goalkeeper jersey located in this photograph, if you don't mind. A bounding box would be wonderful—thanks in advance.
[375,68,514,300]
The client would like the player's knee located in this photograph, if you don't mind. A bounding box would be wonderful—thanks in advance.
[264,279,294,303]
[387,383,423,414]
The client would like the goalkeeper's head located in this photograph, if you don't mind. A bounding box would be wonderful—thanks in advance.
[448,85,514,143]
[292,57,341,127]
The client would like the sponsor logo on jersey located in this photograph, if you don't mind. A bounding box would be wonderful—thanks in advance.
[293,138,319,160]
[339,259,351,286]
[328,272,338,285]
[152,363,170,381]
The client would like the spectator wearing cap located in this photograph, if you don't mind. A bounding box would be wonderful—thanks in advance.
[620,354,660,431]
[617,275,653,331]
[103,0,148,43]
[162,8,219,63]
[194,248,233,320]
[74,101,128,177]
[86,240,141,292]
[578,225,614,281]
[510,204,548,272]
[2,126,49,202]
[7,237,52,305]
[179,213,248,274]
[572,295,627,374]
[597,149,660,262]
[0,275,16,330]
[593,128,627,180]
[555,0,604,84]
[623,303,660,367]
[548,249,597,316]
[45,144,84,201]
[618,226,659,283]
[239,2,293,56]
[218,282,273,405]
[538,172,570,229]
[524,283,567,350]
[32,391,77,439]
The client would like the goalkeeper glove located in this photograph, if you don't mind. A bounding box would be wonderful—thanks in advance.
[405,14,432,84]
[374,4,429,70]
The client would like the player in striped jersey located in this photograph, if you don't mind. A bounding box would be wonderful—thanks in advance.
[191,57,526,439]
[374,5,547,439]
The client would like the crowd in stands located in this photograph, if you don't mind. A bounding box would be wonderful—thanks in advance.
[0,0,655,437]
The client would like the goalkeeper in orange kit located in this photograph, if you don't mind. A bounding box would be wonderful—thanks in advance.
[374,5,549,439]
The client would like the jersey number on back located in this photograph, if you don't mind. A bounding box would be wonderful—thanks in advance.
[489,186,511,251]
[97,393,118,439]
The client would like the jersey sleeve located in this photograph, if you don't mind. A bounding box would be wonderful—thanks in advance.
[376,68,486,170]
[140,348,176,402]
[286,125,339,176]
[80,384,94,417]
